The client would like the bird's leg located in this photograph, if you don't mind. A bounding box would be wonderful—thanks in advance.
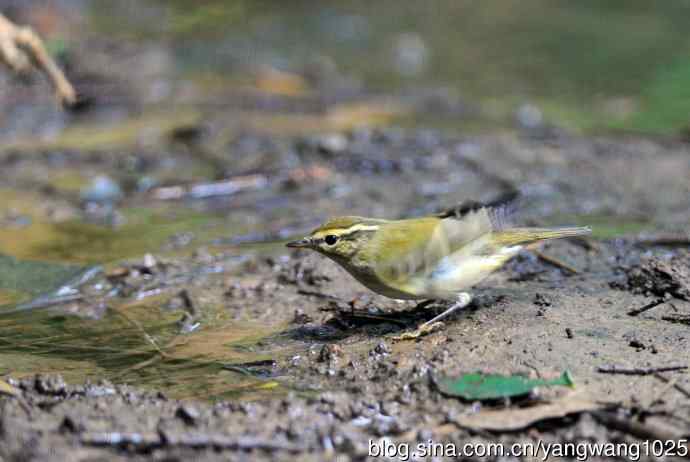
[393,293,472,341]
[422,292,472,326]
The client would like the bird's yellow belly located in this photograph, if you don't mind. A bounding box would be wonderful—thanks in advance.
[340,254,508,301]
[332,241,522,301]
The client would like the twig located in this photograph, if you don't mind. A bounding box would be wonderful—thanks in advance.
[627,298,666,317]
[597,365,687,376]
[111,332,183,379]
[644,376,681,408]
[112,334,238,380]
[0,13,76,105]
[653,373,690,400]
[223,359,276,376]
[661,314,690,326]
[531,249,580,274]
[635,234,690,247]
[569,236,600,252]
[110,308,168,358]
[112,354,163,378]
[80,431,306,453]
[177,289,202,333]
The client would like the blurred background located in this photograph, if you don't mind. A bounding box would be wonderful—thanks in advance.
[3,0,690,139]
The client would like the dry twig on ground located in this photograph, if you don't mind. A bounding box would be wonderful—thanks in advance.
[0,13,76,106]
[596,364,688,376]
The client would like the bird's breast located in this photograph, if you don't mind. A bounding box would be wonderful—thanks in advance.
[332,256,423,300]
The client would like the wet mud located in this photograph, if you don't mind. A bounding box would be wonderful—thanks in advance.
[1,125,689,460]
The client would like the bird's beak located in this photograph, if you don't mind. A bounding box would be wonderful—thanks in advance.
[286,237,312,248]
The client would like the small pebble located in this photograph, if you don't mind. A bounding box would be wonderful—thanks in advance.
[80,176,123,203]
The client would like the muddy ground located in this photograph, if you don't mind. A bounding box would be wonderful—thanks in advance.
[1,122,690,461]
[1,5,690,461]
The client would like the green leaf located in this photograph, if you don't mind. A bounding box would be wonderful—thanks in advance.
[436,371,574,401]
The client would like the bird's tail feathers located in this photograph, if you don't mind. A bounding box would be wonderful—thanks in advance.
[492,226,591,247]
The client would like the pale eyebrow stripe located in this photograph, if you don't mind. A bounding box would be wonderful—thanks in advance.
[347,224,380,233]
[316,224,380,241]
[319,224,380,235]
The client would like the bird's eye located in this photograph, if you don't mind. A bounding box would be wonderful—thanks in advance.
[324,235,339,245]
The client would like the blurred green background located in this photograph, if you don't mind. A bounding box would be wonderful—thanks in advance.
[87,0,690,135]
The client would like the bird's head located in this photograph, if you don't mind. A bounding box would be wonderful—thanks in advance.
[286,216,382,260]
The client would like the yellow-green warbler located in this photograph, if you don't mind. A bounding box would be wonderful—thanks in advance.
[287,193,590,340]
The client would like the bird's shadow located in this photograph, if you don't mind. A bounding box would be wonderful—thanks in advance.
[279,293,506,342]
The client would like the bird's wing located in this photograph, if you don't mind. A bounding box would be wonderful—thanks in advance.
[436,189,519,244]
[371,197,514,294]
[435,189,518,228]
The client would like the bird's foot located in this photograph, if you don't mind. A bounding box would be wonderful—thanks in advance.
[392,321,444,341]
[391,292,472,342]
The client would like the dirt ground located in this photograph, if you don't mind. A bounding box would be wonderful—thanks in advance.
[1,124,690,461]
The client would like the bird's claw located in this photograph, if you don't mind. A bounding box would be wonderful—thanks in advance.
[392,321,444,341]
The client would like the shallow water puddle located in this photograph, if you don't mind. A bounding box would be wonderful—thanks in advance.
[0,254,86,304]
[0,192,293,399]
[0,200,228,264]
[0,289,28,308]
[0,286,292,400]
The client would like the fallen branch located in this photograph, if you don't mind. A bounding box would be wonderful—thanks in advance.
[0,13,76,105]
[597,365,687,376]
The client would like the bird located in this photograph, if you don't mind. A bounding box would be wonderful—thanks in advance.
[287,192,591,340]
